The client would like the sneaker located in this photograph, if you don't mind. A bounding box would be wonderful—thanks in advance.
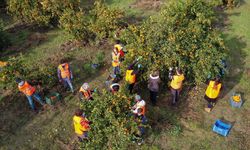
[204,107,211,113]
[137,139,144,145]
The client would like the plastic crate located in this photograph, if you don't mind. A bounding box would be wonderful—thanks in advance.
[45,92,61,105]
[230,93,243,108]
[212,120,232,137]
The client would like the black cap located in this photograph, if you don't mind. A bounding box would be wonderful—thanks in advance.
[15,78,22,83]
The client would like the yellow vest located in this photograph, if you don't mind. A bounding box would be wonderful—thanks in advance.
[205,81,222,99]
[170,74,185,90]
[114,44,122,52]
[112,52,120,67]
[73,116,90,135]
[125,70,136,84]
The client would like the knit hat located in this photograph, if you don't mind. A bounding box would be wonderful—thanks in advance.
[82,83,89,90]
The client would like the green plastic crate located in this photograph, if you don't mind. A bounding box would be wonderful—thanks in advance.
[45,92,61,105]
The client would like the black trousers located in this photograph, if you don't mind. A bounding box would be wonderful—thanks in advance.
[204,95,217,108]
[150,90,158,105]
[128,83,135,94]
[170,88,181,104]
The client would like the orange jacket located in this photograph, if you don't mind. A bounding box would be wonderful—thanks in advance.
[18,81,36,96]
[79,87,92,99]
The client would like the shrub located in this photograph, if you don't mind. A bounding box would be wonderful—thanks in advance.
[80,89,138,149]
[7,0,81,26]
[0,56,57,90]
[92,51,105,65]
[121,0,227,84]
[59,8,93,41]
[60,1,125,43]
[88,1,125,41]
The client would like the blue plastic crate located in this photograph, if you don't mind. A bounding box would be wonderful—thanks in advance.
[212,120,232,137]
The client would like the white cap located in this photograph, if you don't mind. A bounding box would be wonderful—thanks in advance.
[18,81,25,86]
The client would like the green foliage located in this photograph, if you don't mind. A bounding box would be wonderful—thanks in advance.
[59,8,93,41]
[121,0,227,84]
[7,0,124,43]
[80,90,137,149]
[7,0,81,25]
[0,19,10,51]
[89,1,125,41]
[168,125,182,136]
[60,1,124,43]
[0,56,57,89]
[92,51,105,65]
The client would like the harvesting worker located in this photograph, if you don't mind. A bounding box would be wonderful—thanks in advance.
[131,95,146,116]
[169,67,185,106]
[110,77,120,94]
[16,78,45,111]
[148,70,161,106]
[73,109,91,141]
[133,108,147,145]
[114,40,125,61]
[112,47,121,75]
[125,57,142,94]
[58,59,74,93]
[79,83,94,101]
[204,77,222,112]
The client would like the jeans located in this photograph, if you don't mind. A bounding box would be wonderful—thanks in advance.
[171,88,181,104]
[150,91,158,106]
[62,77,74,92]
[26,93,44,110]
[77,131,88,142]
[113,66,120,75]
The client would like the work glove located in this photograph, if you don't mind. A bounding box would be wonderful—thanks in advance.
[138,64,142,68]
[136,56,142,61]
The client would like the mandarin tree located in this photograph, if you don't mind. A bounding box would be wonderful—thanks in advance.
[121,0,227,84]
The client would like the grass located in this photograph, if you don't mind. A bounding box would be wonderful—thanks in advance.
[0,0,250,149]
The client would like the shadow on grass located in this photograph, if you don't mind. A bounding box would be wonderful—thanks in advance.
[0,93,36,145]
[1,24,58,59]
[221,35,247,97]
[214,5,248,98]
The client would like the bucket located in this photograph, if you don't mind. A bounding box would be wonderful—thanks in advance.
[230,93,243,108]
[45,92,61,105]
